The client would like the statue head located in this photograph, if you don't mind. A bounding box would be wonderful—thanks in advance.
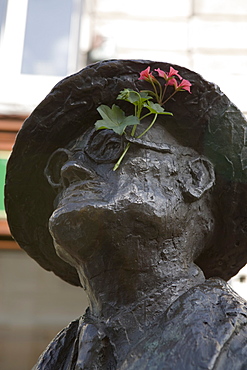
[5,59,247,286]
[43,120,215,285]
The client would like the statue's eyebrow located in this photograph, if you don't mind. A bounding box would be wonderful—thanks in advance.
[125,135,173,153]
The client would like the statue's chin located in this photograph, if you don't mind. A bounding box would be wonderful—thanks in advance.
[48,195,179,269]
[49,203,109,262]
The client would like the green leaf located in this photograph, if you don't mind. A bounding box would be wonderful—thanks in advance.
[144,101,173,115]
[117,89,139,104]
[117,89,152,106]
[139,91,153,103]
[95,104,140,135]
[140,90,156,98]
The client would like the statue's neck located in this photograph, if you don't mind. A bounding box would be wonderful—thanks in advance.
[79,262,205,326]
[79,262,205,363]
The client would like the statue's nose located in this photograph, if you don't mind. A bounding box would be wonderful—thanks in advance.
[61,160,96,187]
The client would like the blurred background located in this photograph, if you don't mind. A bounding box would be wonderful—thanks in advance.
[1,0,247,369]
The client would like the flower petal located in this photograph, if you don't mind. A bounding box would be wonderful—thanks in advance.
[167,78,178,88]
[154,68,167,79]
[177,79,192,93]
[168,67,182,80]
[138,66,156,81]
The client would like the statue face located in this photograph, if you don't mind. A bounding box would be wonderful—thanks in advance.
[46,123,215,270]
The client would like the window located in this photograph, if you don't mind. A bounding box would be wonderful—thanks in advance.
[0,0,84,114]
[0,0,8,43]
[21,0,81,76]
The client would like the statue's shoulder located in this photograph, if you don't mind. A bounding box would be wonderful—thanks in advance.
[32,280,247,370]
[32,317,82,370]
[121,279,247,370]
[201,279,247,370]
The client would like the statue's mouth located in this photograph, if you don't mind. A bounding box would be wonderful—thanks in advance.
[56,179,107,205]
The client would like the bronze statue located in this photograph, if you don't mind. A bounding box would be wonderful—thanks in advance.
[5,60,247,369]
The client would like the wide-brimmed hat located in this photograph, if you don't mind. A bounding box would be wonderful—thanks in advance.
[4,59,247,286]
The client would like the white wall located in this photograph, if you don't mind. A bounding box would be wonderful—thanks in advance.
[92,0,247,115]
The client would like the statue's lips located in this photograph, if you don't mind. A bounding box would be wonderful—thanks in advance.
[59,180,106,200]
[55,180,114,212]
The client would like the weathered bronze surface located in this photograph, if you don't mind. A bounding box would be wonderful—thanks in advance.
[5,60,247,369]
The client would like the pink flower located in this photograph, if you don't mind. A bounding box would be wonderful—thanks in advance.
[176,79,192,93]
[155,66,182,81]
[165,77,192,93]
[167,78,178,87]
[155,68,167,78]
[167,67,182,80]
[138,66,156,82]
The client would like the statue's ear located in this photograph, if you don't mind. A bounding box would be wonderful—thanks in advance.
[44,148,71,189]
[182,157,215,201]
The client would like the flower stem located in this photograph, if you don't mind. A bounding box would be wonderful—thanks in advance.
[140,112,152,121]
[162,89,177,105]
[150,80,159,101]
[137,114,158,139]
[156,80,163,103]
[161,83,168,103]
[113,113,157,171]
[113,142,131,171]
